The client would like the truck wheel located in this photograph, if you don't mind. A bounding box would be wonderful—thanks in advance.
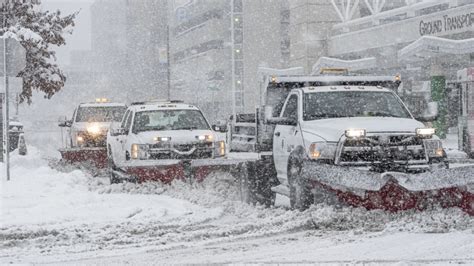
[250,159,276,207]
[288,157,313,211]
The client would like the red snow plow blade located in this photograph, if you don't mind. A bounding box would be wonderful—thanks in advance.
[303,163,474,215]
[116,159,245,184]
[59,148,108,168]
[124,164,212,183]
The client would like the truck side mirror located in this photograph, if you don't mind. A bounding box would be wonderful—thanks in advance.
[58,120,72,127]
[110,127,126,136]
[416,102,439,122]
[109,122,126,136]
[212,124,228,133]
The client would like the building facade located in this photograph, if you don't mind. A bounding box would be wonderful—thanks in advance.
[90,0,169,103]
[168,0,290,121]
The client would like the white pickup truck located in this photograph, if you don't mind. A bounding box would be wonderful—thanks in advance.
[268,85,450,210]
[229,72,473,215]
[58,99,127,167]
[106,100,228,184]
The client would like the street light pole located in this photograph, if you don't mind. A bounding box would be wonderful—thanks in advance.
[2,36,10,181]
[167,25,171,101]
[230,0,236,120]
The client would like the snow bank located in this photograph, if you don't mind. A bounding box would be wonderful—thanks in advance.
[0,146,221,229]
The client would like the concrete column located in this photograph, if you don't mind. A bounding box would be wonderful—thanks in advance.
[430,61,447,139]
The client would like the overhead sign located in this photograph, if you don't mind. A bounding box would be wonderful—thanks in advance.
[0,37,26,77]
[419,11,474,36]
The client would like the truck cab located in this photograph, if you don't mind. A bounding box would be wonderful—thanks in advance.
[58,99,126,167]
[60,100,127,149]
[271,85,445,188]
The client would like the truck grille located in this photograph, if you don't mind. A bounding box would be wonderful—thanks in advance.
[80,133,107,147]
[149,142,213,159]
[340,135,426,163]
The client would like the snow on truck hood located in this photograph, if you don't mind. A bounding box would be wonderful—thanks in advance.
[135,130,216,144]
[301,117,425,141]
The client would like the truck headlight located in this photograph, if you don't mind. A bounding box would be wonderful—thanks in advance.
[309,142,337,160]
[345,129,366,138]
[154,136,172,142]
[87,124,102,135]
[197,135,213,141]
[423,139,444,158]
[131,144,149,160]
[214,141,226,157]
[416,128,435,139]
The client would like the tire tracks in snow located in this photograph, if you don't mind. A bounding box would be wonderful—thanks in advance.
[2,163,473,263]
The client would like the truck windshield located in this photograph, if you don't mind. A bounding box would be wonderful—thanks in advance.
[303,91,412,121]
[75,106,126,122]
[133,109,210,132]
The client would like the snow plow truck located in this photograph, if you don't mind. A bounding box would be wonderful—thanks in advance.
[58,99,127,168]
[106,101,249,184]
[228,67,473,215]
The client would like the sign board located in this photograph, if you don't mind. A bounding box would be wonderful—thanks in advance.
[419,11,474,37]
[0,37,27,77]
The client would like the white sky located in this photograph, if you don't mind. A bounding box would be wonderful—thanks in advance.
[41,0,93,66]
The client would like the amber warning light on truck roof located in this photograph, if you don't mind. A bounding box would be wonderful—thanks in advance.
[320,68,348,75]
[95,98,109,103]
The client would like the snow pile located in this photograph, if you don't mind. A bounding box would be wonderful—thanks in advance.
[1,146,473,264]
[0,147,223,262]
[1,147,219,229]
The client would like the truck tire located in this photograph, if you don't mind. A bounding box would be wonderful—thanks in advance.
[238,160,276,207]
[288,156,313,211]
[254,159,277,207]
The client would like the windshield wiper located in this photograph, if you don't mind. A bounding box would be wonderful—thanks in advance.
[137,126,167,132]
[306,114,345,120]
[366,112,401,118]
[174,126,198,130]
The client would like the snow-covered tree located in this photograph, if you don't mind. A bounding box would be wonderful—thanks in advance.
[0,0,77,103]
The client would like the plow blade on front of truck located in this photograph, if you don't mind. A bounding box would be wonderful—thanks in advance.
[302,163,474,215]
[111,159,252,184]
[59,148,108,168]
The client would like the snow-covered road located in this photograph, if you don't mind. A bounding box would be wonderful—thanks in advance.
[1,147,473,264]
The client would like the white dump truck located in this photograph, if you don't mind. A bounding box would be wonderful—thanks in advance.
[228,68,473,215]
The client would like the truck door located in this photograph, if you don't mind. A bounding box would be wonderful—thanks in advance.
[112,110,132,165]
[69,108,77,147]
[273,93,299,182]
